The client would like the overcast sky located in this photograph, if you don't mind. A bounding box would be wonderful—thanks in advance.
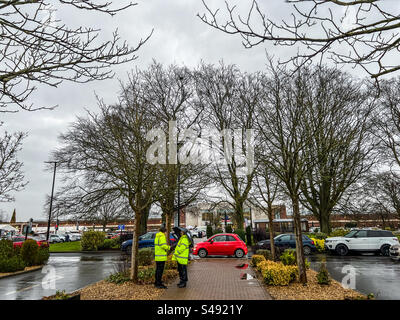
[0,0,397,222]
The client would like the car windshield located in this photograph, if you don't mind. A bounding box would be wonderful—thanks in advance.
[344,230,358,238]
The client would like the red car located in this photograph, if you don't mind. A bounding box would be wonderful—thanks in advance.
[12,236,49,248]
[193,233,248,258]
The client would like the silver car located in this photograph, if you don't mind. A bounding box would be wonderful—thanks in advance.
[390,244,400,261]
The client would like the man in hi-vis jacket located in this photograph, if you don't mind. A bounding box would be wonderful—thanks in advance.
[154,224,170,289]
[172,227,190,288]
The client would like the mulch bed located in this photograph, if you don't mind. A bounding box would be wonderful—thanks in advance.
[78,280,164,300]
[256,268,367,300]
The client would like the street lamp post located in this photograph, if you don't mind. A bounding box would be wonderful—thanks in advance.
[45,161,57,241]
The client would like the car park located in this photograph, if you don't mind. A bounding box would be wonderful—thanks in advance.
[193,233,248,258]
[11,235,49,248]
[121,231,177,253]
[325,229,399,256]
[255,233,317,255]
[192,227,206,238]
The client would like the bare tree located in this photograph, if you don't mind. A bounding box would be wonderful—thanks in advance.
[0,0,151,112]
[140,62,210,242]
[249,155,283,261]
[194,63,259,230]
[51,76,157,282]
[199,0,400,79]
[299,67,376,234]
[256,65,317,284]
[0,125,28,202]
[374,78,400,168]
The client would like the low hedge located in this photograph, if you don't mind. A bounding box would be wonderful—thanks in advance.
[251,254,266,267]
[255,249,272,261]
[138,248,154,266]
[255,259,299,286]
[21,239,39,267]
[0,239,49,273]
[81,231,106,251]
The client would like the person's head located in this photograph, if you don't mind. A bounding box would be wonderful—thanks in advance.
[159,223,167,233]
[173,226,181,237]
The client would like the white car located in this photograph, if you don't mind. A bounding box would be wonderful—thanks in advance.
[49,234,63,243]
[325,229,399,256]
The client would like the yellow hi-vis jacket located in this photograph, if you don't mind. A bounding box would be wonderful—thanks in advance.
[172,234,190,265]
[154,231,170,262]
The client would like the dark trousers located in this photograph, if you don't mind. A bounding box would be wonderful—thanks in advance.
[177,263,188,283]
[155,261,166,285]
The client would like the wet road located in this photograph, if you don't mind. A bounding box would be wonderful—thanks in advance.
[0,251,125,300]
[308,254,400,300]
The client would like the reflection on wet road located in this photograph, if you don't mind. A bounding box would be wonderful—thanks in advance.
[0,252,125,300]
[308,254,400,300]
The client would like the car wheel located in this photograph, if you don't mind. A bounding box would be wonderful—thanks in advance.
[125,245,132,255]
[335,244,349,256]
[198,248,207,258]
[303,245,312,255]
[235,249,245,258]
[380,244,390,256]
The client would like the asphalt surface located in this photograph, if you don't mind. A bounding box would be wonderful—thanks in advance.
[308,254,400,300]
[0,251,124,300]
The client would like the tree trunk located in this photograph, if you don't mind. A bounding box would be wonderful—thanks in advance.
[235,201,245,229]
[292,197,307,284]
[165,212,173,245]
[267,205,276,261]
[139,205,150,235]
[320,210,331,234]
[130,211,141,282]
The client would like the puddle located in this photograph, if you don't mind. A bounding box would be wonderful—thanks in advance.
[235,263,249,269]
[240,272,254,280]
[80,256,104,261]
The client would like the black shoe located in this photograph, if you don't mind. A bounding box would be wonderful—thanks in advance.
[159,284,168,289]
[178,282,186,288]
[155,284,164,289]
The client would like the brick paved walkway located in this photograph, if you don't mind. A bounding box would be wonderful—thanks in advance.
[159,258,272,300]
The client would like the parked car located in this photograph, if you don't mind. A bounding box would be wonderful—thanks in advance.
[390,244,400,261]
[56,233,66,242]
[192,227,206,238]
[121,231,177,253]
[255,233,317,255]
[49,234,63,243]
[325,229,399,256]
[193,233,248,258]
[11,235,49,248]
[67,232,81,241]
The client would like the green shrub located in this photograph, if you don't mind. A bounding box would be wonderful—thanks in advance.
[138,248,154,266]
[234,229,246,242]
[206,225,213,238]
[246,226,252,246]
[54,290,72,300]
[279,248,310,269]
[99,239,113,250]
[137,267,156,283]
[0,239,14,258]
[329,229,350,237]
[81,231,105,251]
[21,239,39,267]
[110,237,121,249]
[0,255,26,273]
[262,263,298,286]
[310,232,328,240]
[317,262,331,285]
[34,247,50,266]
[280,249,297,266]
[106,272,131,285]
[251,254,266,266]
[255,249,272,260]
[225,225,233,233]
